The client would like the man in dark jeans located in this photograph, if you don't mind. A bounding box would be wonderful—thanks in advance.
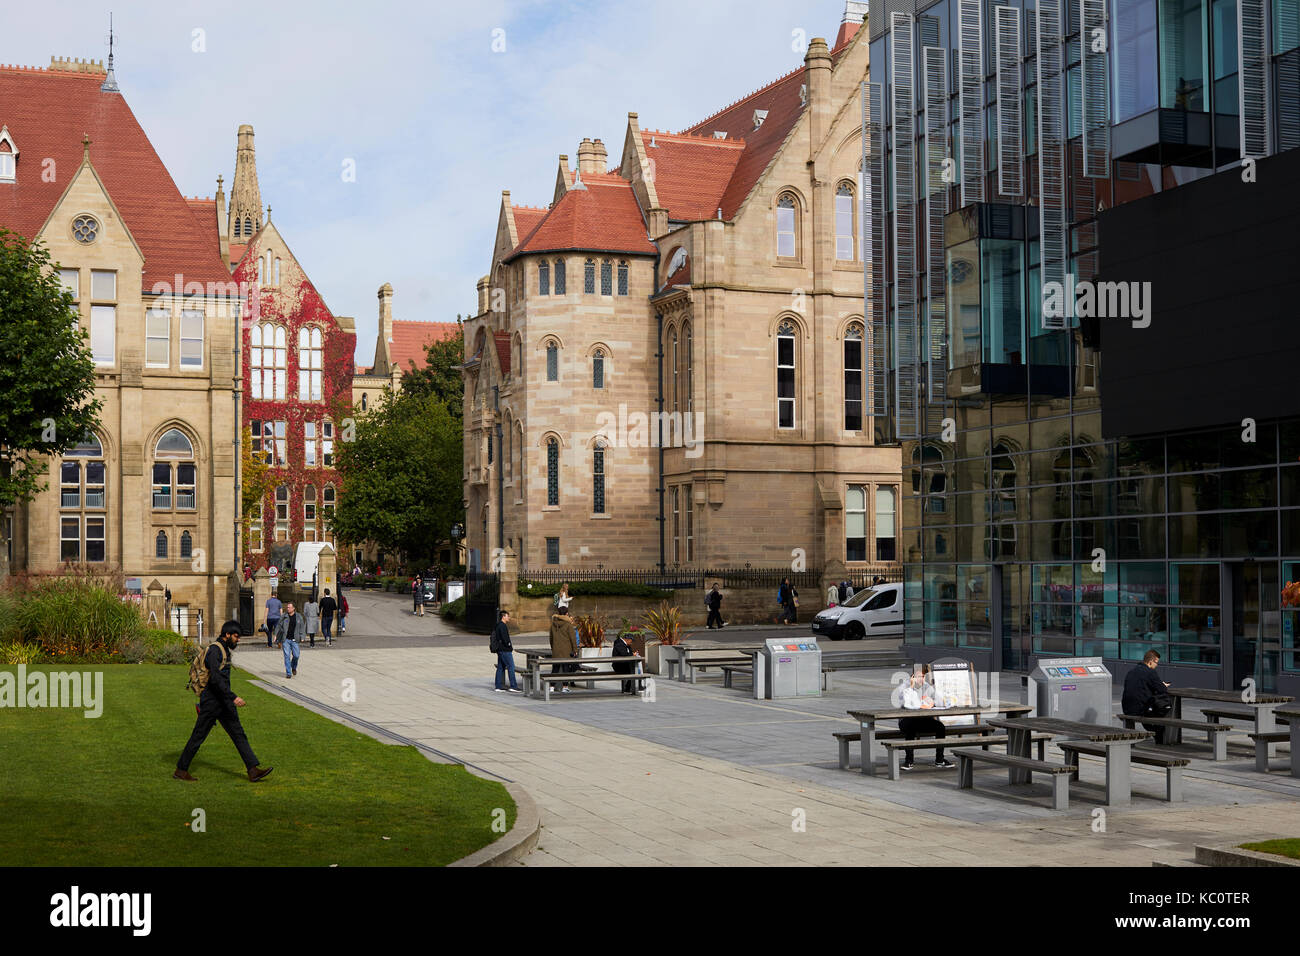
[319,588,338,645]
[705,583,725,629]
[490,610,522,694]
[175,620,273,782]
[1123,649,1172,744]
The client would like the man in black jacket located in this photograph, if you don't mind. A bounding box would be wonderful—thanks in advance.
[319,589,338,645]
[705,583,725,629]
[1122,649,1172,744]
[174,621,273,782]
[490,610,521,694]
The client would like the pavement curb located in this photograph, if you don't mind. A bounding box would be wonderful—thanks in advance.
[448,780,541,867]
[1194,843,1300,867]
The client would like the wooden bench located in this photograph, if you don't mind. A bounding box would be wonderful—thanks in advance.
[721,665,752,689]
[683,653,754,684]
[1202,706,1291,727]
[1117,714,1230,760]
[537,670,645,701]
[1059,741,1190,801]
[832,724,1001,771]
[1249,731,1291,772]
[955,750,1075,810]
[880,733,1053,781]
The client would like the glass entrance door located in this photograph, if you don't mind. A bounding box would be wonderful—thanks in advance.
[1229,560,1278,694]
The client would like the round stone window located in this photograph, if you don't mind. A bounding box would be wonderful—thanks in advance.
[72,215,100,244]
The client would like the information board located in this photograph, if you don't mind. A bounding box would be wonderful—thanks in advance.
[929,661,977,727]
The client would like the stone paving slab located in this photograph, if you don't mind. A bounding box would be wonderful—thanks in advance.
[231,640,1300,866]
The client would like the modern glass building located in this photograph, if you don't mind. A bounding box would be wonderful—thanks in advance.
[864,0,1300,692]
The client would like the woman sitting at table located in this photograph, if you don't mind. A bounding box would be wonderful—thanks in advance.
[899,665,955,771]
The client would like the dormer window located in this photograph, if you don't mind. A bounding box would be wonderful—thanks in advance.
[752,109,768,130]
[0,126,17,183]
[712,131,727,139]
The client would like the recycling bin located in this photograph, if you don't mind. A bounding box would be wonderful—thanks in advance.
[759,637,822,699]
[1026,656,1113,722]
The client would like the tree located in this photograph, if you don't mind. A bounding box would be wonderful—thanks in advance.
[331,388,464,567]
[399,322,464,421]
[240,426,274,519]
[0,230,102,575]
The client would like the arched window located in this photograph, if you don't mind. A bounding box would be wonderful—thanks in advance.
[153,428,196,511]
[777,319,797,428]
[60,432,106,563]
[593,348,605,389]
[683,324,693,414]
[513,422,523,493]
[249,501,264,552]
[322,485,336,545]
[504,421,513,482]
[584,258,596,294]
[275,485,290,541]
[274,257,282,285]
[303,484,317,541]
[546,438,559,506]
[875,487,897,561]
[545,340,558,381]
[250,323,287,400]
[233,218,241,239]
[554,258,566,294]
[600,259,613,296]
[243,217,252,237]
[180,530,193,559]
[671,330,679,412]
[617,260,629,296]
[256,257,263,285]
[911,444,948,513]
[539,260,550,295]
[835,182,856,260]
[299,326,323,401]
[156,531,168,560]
[776,193,798,258]
[844,321,864,430]
[593,442,606,514]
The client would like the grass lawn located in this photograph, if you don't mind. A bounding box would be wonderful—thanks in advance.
[1239,838,1300,860]
[0,664,515,866]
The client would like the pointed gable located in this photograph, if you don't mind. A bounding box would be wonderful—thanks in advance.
[0,65,232,289]
[636,129,745,221]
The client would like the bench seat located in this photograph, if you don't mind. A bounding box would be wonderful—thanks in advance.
[1248,731,1292,773]
[1059,741,1189,801]
[1117,714,1229,760]
[538,671,645,701]
[720,664,752,689]
[683,655,753,684]
[955,750,1075,811]
[1201,707,1291,727]
[880,733,1053,781]
[832,724,1000,771]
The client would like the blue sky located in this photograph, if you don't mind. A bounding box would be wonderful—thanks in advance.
[4,0,851,362]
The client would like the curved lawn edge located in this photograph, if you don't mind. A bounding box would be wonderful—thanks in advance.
[448,780,540,867]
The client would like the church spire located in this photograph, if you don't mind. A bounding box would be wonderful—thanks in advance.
[228,124,263,242]
[101,13,120,93]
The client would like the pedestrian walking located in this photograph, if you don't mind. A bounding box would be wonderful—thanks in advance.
[319,589,338,645]
[549,609,578,693]
[826,582,839,608]
[263,593,281,648]
[303,596,320,648]
[705,582,725,629]
[778,577,799,625]
[273,602,302,678]
[553,582,572,615]
[174,619,273,783]
[489,610,522,694]
[339,593,349,634]
[412,575,425,617]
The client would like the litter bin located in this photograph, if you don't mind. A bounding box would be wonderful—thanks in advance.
[1027,657,1112,722]
[759,637,822,699]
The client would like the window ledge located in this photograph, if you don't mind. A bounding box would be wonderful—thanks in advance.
[542,505,561,512]
[589,513,612,520]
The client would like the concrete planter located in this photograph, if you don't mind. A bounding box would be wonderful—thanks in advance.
[579,645,612,672]
[646,641,683,676]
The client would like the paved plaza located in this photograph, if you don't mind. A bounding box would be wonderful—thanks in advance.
[234,591,1300,866]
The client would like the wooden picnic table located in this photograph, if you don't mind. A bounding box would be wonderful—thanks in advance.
[1165,687,1294,745]
[521,652,644,698]
[1269,704,1300,777]
[847,703,1033,776]
[987,717,1151,806]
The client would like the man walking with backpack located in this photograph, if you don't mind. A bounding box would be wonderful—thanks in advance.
[319,589,338,645]
[174,620,273,782]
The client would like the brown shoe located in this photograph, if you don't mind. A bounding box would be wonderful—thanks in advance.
[247,765,274,783]
[173,769,197,782]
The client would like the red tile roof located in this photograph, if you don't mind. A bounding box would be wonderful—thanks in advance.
[663,257,692,287]
[833,19,863,51]
[638,130,745,221]
[388,319,460,372]
[508,174,654,259]
[493,331,511,376]
[228,242,248,266]
[511,205,547,248]
[0,65,234,290]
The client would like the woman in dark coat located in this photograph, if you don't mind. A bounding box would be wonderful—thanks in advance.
[778,577,799,625]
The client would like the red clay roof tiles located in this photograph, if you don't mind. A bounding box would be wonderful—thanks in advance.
[508,175,654,259]
[638,130,744,221]
[388,319,459,373]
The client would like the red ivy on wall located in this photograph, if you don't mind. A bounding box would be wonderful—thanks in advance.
[234,239,356,571]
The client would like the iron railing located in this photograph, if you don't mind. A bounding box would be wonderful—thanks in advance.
[517,566,902,592]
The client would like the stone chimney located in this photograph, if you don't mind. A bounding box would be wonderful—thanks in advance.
[577,137,604,176]
[374,282,395,371]
[804,38,833,151]
[592,138,608,172]
[215,174,230,264]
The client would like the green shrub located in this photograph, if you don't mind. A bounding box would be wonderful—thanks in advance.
[0,642,43,665]
[441,595,466,622]
[517,580,672,599]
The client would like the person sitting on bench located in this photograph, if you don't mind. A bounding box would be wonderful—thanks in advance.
[899,665,955,771]
[1123,648,1172,744]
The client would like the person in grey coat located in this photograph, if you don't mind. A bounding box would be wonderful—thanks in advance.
[302,597,321,648]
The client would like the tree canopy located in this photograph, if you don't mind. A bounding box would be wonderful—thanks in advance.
[399,323,464,421]
[0,230,102,514]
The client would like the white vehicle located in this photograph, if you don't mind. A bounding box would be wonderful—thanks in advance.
[294,542,330,585]
[810,583,903,640]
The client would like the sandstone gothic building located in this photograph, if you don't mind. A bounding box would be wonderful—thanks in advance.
[463,5,902,573]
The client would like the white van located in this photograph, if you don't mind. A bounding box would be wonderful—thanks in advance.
[294,542,330,585]
[810,582,903,640]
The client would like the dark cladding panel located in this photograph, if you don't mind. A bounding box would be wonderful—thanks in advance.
[1098,147,1300,439]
